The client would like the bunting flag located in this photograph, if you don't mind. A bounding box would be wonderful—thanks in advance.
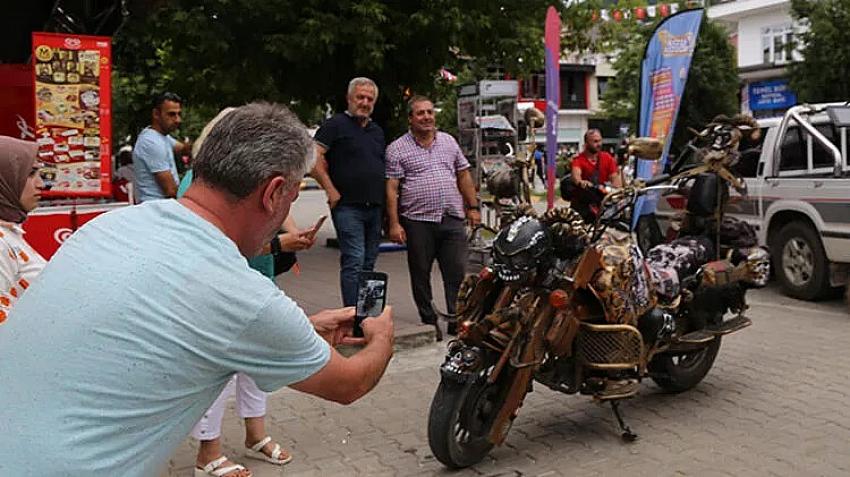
[438,67,457,82]
[589,1,702,23]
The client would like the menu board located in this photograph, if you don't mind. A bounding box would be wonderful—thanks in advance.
[32,32,112,198]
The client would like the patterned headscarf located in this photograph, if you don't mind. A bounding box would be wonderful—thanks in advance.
[0,136,38,223]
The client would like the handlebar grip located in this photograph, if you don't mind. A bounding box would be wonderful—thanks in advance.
[644,173,671,187]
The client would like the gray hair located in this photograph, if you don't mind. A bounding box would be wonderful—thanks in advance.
[192,102,315,199]
[192,107,235,157]
[347,77,378,98]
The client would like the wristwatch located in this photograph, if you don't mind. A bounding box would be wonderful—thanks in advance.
[269,235,282,254]
[465,204,480,211]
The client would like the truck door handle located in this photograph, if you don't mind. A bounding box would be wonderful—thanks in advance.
[813,181,823,188]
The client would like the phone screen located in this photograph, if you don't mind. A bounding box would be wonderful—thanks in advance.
[356,277,387,318]
[353,272,387,338]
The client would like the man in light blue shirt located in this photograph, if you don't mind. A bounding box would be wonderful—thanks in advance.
[0,102,395,476]
[132,92,189,202]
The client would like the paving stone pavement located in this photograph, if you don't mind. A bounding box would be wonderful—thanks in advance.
[165,287,850,477]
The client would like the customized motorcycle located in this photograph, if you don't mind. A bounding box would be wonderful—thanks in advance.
[427,117,771,469]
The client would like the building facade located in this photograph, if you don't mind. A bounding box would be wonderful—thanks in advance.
[517,52,619,152]
[708,0,801,118]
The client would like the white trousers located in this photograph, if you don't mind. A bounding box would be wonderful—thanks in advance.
[191,373,267,441]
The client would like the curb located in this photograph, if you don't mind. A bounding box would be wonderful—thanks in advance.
[337,326,438,357]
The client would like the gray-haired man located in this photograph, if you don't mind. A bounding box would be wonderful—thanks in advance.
[312,77,386,307]
[0,102,394,476]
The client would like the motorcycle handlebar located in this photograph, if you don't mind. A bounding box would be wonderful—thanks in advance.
[643,173,671,187]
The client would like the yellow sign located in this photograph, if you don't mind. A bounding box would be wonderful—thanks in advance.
[34,45,53,62]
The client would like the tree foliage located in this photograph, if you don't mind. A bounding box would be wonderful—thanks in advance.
[113,0,552,143]
[600,10,738,155]
[789,0,850,103]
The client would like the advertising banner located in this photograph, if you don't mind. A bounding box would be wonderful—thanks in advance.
[32,32,112,198]
[635,9,703,219]
[544,6,561,210]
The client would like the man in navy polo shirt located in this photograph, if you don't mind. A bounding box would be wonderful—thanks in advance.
[312,78,386,306]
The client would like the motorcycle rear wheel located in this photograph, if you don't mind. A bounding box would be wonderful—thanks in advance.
[427,371,511,469]
[649,336,721,393]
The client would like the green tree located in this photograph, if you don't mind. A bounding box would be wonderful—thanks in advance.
[600,10,738,155]
[789,0,850,102]
[112,0,551,143]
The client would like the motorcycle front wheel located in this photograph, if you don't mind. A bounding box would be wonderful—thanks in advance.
[427,370,512,469]
[648,337,721,392]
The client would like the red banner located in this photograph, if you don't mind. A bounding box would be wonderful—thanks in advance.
[31,32,112,198]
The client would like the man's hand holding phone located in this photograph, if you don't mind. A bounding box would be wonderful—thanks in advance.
[360,306,394,345]
[309,306,393,347]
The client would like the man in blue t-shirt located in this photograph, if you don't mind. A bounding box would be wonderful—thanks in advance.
[0,102,395,477]
[312,77,386,306]
[132,92,191,203]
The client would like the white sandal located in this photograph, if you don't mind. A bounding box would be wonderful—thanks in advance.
[245,436,293,465]
[194,455,250,477]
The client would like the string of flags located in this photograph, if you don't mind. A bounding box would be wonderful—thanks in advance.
[588,1,704,23]
[438,67,458,82]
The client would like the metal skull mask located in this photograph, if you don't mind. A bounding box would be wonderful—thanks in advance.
[492,215,551,283]
[743,246,770,287]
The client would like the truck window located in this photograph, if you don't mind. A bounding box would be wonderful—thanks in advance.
[779,126,806,172]
[809,123,839,169]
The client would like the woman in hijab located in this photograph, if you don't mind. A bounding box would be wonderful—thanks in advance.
[0,136,46,323]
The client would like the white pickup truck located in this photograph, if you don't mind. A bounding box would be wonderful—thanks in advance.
[657,103,850,301]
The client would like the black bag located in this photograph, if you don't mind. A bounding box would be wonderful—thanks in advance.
[273,251,297,276]
[560,159,603,204]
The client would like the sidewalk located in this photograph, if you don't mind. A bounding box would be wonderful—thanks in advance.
[161,190,572,476]
[275,233,442,349]
[275,189,451,347]
[280,188,566,345]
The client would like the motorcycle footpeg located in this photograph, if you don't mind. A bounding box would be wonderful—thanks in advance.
[675,315,752,345]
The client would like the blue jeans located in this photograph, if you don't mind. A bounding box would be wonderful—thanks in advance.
[331,204,383,306]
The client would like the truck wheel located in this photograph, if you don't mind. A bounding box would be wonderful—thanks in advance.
[772,222,830,300]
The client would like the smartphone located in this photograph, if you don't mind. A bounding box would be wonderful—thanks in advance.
[306,214,328,240]
[353,271,388,338]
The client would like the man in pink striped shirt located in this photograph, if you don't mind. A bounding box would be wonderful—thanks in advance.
[386,95,480,334]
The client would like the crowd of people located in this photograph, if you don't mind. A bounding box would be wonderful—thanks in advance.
[0,73,629,475]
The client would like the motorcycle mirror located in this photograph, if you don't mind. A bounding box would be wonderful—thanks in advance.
[627,136,663,161]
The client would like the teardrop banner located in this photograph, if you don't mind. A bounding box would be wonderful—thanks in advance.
[633,8,704,225]
[544,5,561,210]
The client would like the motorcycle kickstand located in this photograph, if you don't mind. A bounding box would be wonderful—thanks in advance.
[610,401,638,442]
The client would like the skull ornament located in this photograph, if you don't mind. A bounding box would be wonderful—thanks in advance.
[492,215,551,283]
[743,246,770,287]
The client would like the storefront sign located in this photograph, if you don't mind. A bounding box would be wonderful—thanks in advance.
[32,32,112,197]
[749,79,796,111]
